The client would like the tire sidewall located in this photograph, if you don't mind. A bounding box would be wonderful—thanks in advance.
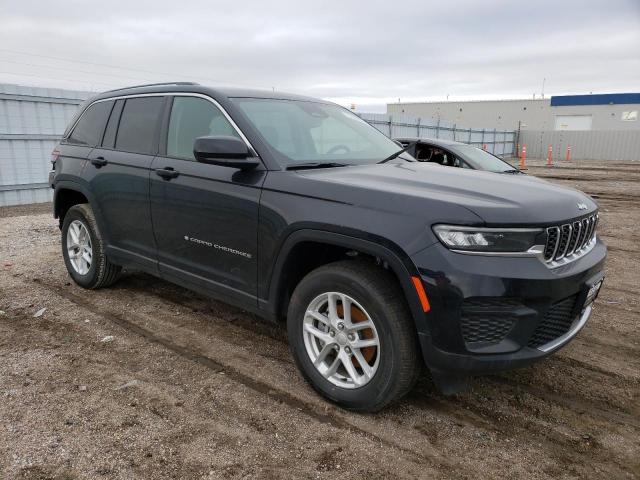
[61,207,100,288]
[287,268,402,409]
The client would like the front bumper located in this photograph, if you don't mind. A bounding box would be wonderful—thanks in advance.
[410,237,606,377]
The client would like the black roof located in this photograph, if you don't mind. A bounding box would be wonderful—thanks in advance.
[92,82,328,104]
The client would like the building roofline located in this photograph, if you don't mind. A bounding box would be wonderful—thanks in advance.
[389,92,640,107]
[388,98,548,106]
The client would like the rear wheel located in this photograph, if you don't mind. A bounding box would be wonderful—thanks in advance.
[287,260,421,411]
[61,204,121,289]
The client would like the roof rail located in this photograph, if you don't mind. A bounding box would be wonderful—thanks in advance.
[103,82,200,93]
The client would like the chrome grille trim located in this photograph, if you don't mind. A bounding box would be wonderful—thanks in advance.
[573,220,585,253]
[588,215,598,244]
[580,218,589,249]
[542,212,599,268]
[556,224,572,260]
[544,226,561,261]
[567,221,581,255]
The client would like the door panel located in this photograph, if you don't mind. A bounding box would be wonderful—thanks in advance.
[150,95,265,302]
[83,96,165,269]
[86,149,156,268]
[60,100,115,182]
[150,157,265,300]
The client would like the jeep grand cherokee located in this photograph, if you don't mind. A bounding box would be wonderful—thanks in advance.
[49,82,606,411]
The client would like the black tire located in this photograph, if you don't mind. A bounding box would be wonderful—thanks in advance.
[61,203,121,289]
[287,260,421,412]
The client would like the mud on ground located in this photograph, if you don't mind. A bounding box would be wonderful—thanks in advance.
[0,160,638,479]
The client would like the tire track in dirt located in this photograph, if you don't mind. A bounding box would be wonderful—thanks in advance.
[29,277,466,476]
[595,302,640,317]
[585,193,640,203]
[487,376,639,429]
[550,347,639,382]
[111,273,291,343]
[602,245,640,255]
[569,335,640,366]
[406,384,637,477]
[604,285,640,297]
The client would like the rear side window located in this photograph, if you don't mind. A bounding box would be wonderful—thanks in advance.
[101,99,124,148]
[67,100,113,146]
[115,97,164,154]
[167,96,240,160]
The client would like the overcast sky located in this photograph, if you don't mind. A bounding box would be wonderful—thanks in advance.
[1,0,639,112]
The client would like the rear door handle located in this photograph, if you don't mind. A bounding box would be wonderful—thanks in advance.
[91,156,108,168]
[155,167,180,180]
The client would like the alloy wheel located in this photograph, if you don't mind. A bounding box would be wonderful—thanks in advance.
[66,219,93,275]
[303,292,380,389]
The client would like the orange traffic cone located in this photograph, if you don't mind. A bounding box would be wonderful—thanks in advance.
[566,146,572,162]
[546,145,553,167]
[520,145,527,170]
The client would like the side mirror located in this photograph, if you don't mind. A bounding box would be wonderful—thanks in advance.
[194,136,259,170]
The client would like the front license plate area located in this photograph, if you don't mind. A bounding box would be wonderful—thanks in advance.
[584,279,603,308]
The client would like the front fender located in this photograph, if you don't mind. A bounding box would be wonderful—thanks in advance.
[262,227,429,336]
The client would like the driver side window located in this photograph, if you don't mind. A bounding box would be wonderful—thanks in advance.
[167,96,239,160]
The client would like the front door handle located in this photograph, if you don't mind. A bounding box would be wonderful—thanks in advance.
[155,167,180,180]
[91,156,108,168]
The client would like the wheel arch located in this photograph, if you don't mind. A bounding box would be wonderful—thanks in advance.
[265,229,428,334]
[53,181,108,240]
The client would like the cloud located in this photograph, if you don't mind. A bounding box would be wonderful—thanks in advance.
[1,0,638,111]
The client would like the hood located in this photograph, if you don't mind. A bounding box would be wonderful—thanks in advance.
[295,162,597,226]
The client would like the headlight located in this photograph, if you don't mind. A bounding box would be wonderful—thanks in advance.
[433,225,544,253]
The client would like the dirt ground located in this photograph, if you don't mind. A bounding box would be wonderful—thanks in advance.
[1,159,638,479]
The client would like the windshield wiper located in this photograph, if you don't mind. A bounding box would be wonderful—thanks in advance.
[499,169,521,174]
[286,162,348,171]
[378,141,418,164]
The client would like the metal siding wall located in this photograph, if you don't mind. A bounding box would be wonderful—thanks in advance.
[0,84,92,206]
[518,130,640,161]
[359,112,515,156]
[389,99,640,131]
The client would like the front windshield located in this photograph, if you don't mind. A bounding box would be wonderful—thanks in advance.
[231,98,404,166]
[452,145,516,172]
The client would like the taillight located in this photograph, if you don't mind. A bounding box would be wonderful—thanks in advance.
[51,149,60,166]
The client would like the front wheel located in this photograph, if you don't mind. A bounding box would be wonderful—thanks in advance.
[287,261,421,412]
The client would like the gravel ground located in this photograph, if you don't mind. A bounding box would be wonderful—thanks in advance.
[1,160,638,479]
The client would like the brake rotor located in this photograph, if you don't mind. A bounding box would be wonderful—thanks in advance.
[337,303,376,367]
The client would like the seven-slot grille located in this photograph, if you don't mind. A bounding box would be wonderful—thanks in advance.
[543,213,598,263]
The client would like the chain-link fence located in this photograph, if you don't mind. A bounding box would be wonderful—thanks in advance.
[359,113,516,156]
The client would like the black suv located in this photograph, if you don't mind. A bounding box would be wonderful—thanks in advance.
[50,82,606,411]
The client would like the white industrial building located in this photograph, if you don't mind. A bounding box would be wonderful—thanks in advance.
[387,94,640,132]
